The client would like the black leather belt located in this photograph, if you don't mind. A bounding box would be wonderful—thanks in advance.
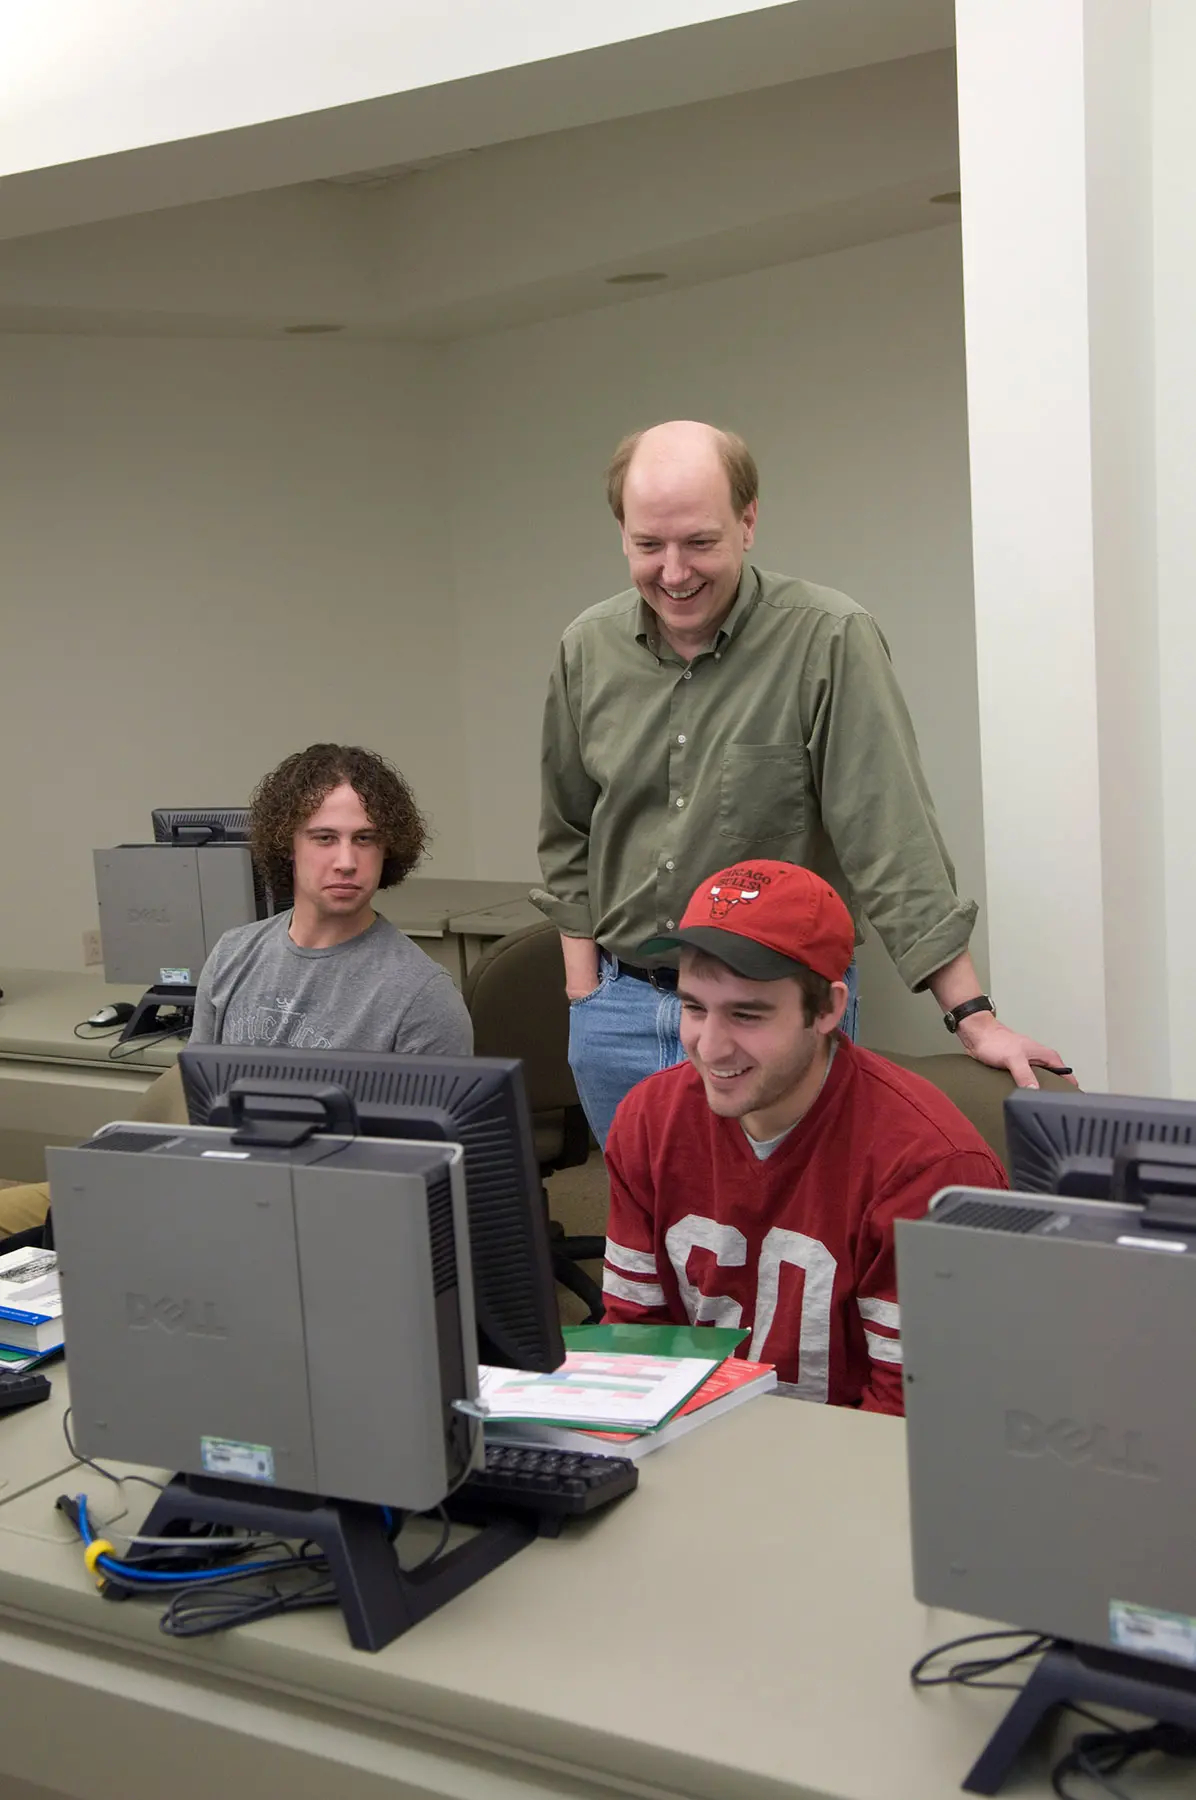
[616,962,679,990]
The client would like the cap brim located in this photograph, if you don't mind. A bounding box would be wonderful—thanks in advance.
[636,926,807,982]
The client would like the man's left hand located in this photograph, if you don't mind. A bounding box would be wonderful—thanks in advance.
[954,1012,1078,1089]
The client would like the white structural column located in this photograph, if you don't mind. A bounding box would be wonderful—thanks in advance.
[955,0,1165,1095]
[1153,0,1196,1100]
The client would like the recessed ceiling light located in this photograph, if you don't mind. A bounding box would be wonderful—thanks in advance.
[283,322,345,334]
[605,271,669,286]
[930,191,961,206]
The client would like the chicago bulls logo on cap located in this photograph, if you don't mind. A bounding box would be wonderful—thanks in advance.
[708,881,760,918]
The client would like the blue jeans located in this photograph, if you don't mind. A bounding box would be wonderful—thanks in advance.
[568,955,860,1149]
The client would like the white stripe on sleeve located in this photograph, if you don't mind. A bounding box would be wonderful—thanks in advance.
[864,1329,903,1365]
[604,1239,659,1276]
[858,1297,900,1329]
[602,1269,666,1308]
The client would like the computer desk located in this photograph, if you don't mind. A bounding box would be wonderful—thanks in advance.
[0,970,178,1181]
[2,1374,1182,1800]
[375,879,535,985]
[448,895,544,970]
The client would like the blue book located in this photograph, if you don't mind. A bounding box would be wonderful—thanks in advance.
[0,1246,63,1353]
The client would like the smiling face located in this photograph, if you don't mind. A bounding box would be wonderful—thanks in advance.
[620,430,757,658]
[678,951,847,1141]
[291,782,384,931]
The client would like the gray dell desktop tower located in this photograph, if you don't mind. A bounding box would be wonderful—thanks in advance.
[93,842,260,987]
[897,1188,1196,1667]
[48,1122,480,1512]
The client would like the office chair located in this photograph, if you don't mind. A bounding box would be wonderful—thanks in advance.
[463,921,606,1323]
[881,1051,1077,1176]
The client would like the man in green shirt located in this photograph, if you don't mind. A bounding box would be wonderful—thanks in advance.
[533,419,1071,1146]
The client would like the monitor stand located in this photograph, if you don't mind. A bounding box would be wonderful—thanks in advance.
[123,1472,536,1652]
[964,1639,1196,1794]
[118,984,196,1043]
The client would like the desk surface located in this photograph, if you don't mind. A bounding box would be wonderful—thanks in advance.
[376,877,533,935]
[0,1367,77,1505]
[449,896,543,938]
[0,1378,1165,1800]
[0,970,180,1072]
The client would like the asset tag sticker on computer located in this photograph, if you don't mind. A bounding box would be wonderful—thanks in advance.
[201,1435,275,1483]
[1109,1600,1196,1667]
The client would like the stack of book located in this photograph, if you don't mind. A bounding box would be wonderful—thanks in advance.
[0,1246,64,1371]
[477,1325,776,1463]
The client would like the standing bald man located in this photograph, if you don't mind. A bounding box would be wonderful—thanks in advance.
[533,421,1070,1147]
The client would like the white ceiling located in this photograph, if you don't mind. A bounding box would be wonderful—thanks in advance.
[0,0,954,240]
[0,38,959,343]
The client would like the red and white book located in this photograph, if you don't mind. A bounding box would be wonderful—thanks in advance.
[485,1357,777,1463]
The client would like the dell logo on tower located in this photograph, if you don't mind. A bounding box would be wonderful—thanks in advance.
[126,1293,228,1338]
[1004,1409,1159,1480]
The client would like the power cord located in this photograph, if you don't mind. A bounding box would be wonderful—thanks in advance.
[106,1027,188,1063]
[71,1016,189,1057]
[911,1629,1056,1695]
[911,1631,1196,1798]
[1052,1720,1196,1800]
[63,1405,165,1496]
[159,1559,336,1639]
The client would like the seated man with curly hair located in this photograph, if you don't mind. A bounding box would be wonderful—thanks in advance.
[192,743,472,1055]
[0,745,470,1241]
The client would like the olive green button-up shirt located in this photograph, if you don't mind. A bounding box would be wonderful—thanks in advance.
[533,565,976,991]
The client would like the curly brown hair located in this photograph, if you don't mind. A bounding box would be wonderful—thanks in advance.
[249,744,429,895]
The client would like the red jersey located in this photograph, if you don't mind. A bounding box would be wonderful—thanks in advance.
[602,1038,1006,1414]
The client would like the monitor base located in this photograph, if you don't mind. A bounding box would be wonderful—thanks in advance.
[964,1638,1196,1793]
[125,1471,535,1652]
[118,984,196,1042]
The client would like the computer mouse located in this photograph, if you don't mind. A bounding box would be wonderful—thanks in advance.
[87,1002,136,1028]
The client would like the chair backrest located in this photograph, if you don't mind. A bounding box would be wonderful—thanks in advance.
[880,1051,1077,1176]
[463,920,579,1115]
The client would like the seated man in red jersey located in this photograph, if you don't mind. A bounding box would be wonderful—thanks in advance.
[601,860,1007,1414]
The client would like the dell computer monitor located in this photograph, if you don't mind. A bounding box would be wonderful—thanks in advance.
[152,807,252,844]
[179,1046,565,1375]
[1005,1087,1196,1199]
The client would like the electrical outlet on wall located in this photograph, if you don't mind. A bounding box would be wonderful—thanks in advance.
[82,929,103,968]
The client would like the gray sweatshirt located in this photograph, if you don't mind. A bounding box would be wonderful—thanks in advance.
[190,912,473,1056]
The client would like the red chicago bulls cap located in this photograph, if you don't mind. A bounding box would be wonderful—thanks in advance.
[638,860,855,983]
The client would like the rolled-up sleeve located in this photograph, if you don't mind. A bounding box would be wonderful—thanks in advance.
[532,636,601,938]
[805,611,977,990]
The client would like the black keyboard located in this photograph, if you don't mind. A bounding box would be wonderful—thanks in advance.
[452,1443,638,1531]
[0,1368,52,1413]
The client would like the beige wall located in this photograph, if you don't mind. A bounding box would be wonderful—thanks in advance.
[444,224,985,1053]
[0,224,982,1054]
[1155,0,1196,1099]
[0,335,472,971]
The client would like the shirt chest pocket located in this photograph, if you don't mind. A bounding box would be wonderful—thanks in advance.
[719,743,807,843]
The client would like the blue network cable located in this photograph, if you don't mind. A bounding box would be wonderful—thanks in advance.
[70,1492,286,1588]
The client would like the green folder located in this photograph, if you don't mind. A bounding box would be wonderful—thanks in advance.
[562,1322,748,1359]
[488,1322,751,1434]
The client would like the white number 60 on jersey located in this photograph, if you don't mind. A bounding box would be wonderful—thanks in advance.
[664,1215,837,1402]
